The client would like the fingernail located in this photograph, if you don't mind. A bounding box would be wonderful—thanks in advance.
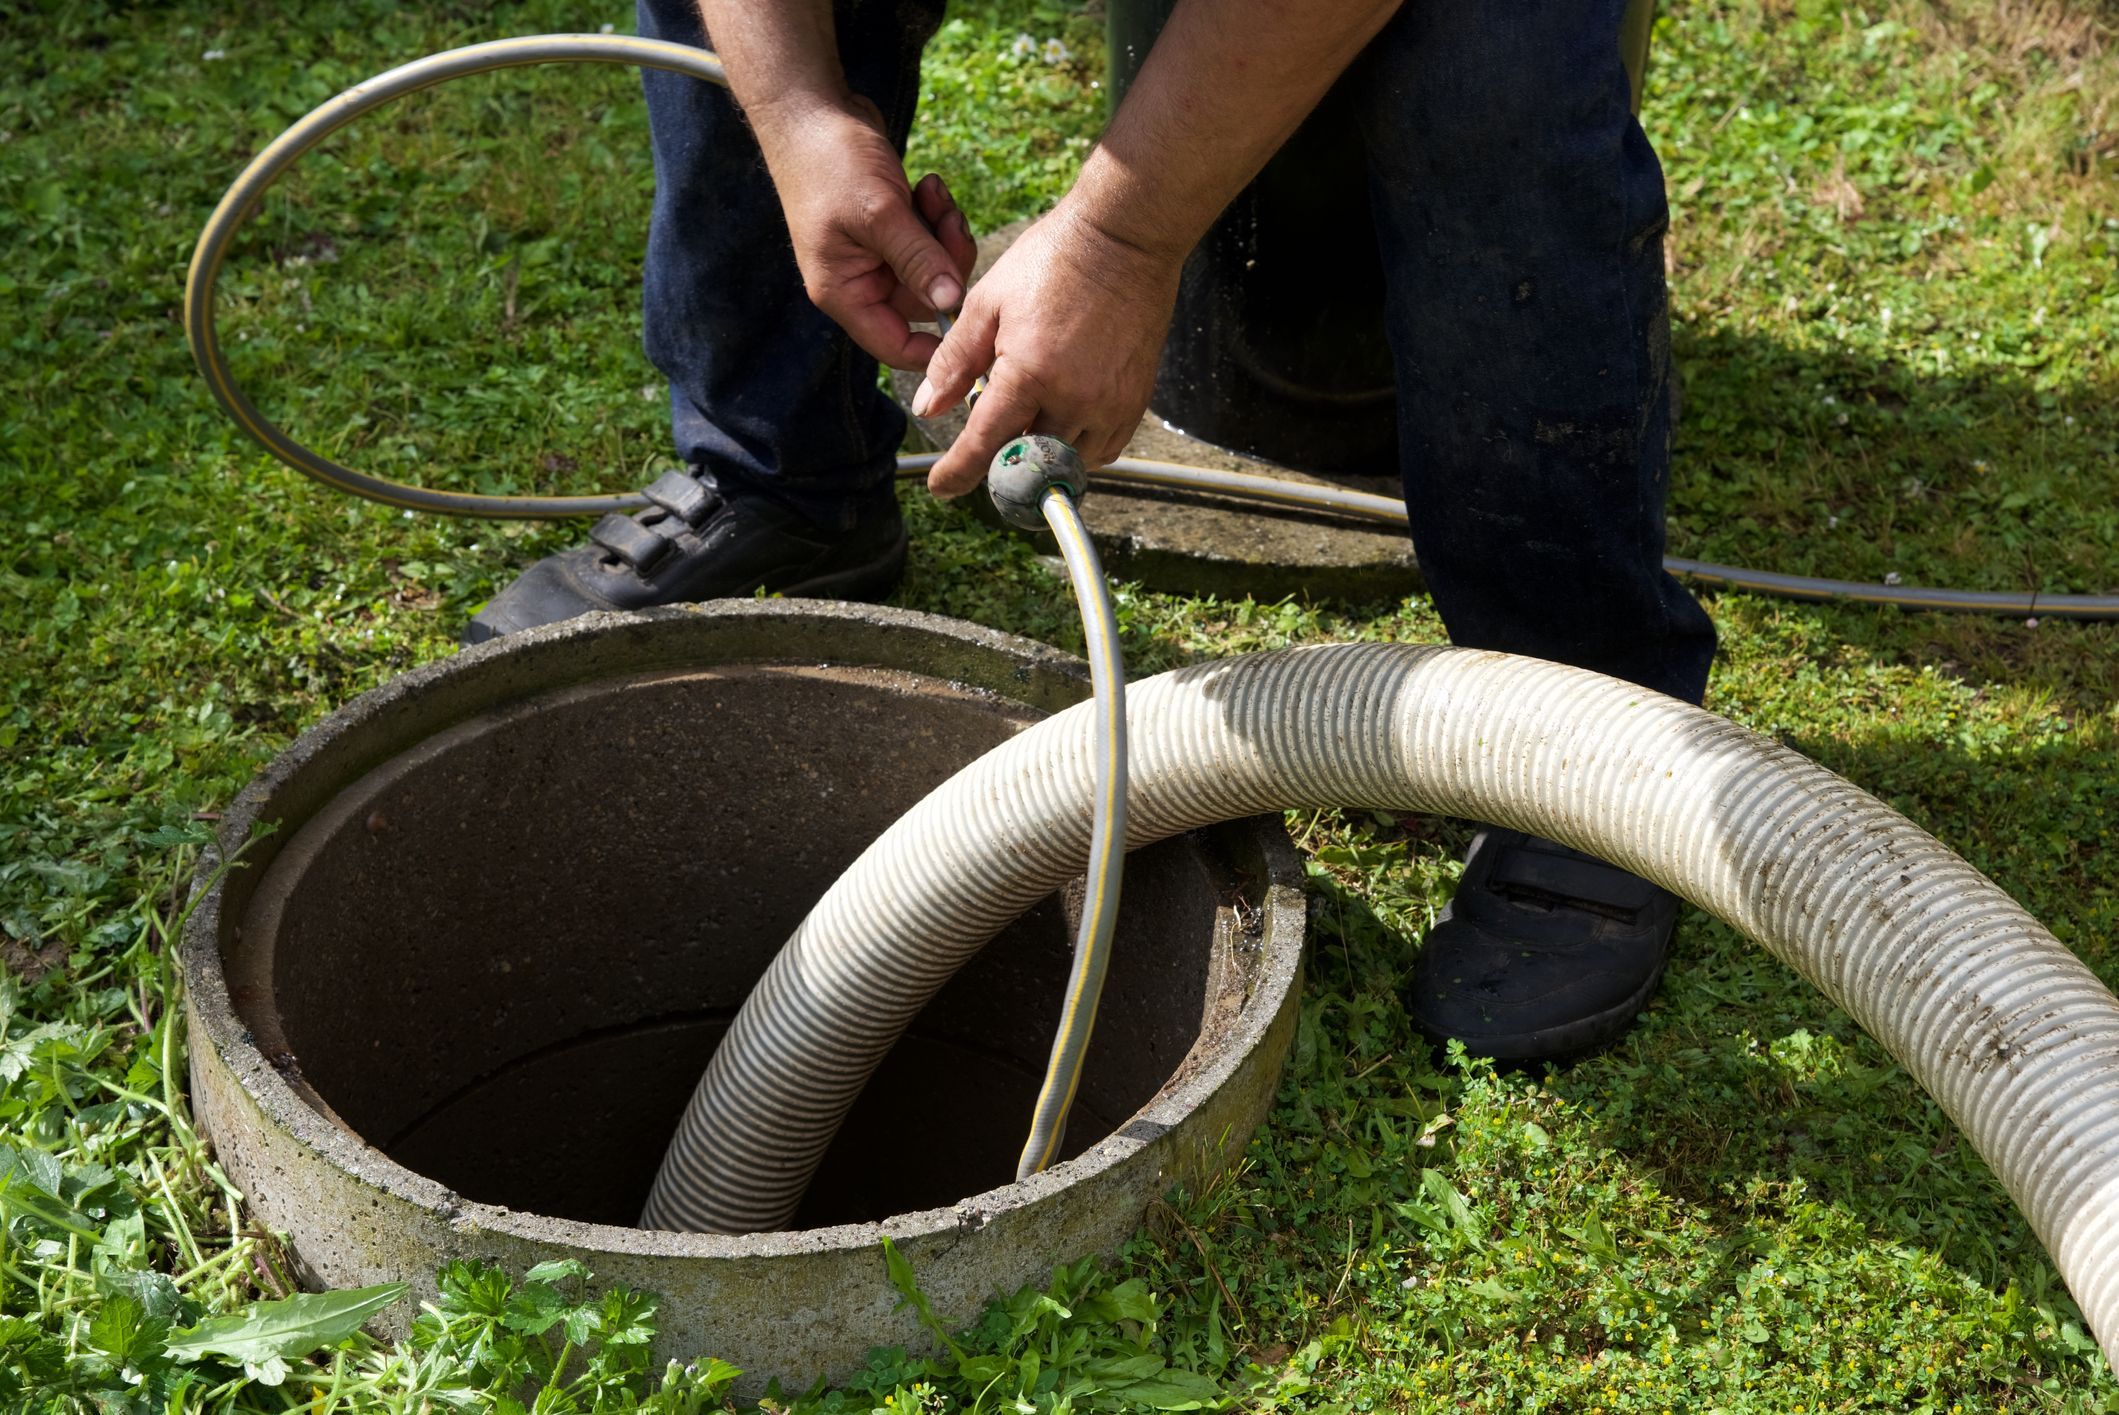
[952,210,973,241]
[911,378,936,418]
[928,276,962,312]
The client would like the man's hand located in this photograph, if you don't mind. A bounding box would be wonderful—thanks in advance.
[756,96,977,371]
[912,202,1182,497]
[702,0,1396,495]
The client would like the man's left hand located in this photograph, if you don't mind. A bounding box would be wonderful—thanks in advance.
[912,201,1183,497]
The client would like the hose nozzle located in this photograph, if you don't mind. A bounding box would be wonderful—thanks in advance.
[988,435,1089,530]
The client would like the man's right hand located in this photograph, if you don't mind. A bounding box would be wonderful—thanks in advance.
[752,95,977,372]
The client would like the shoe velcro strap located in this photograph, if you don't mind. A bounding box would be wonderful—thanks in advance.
[1491,846,1657,919]
[642,469,717,526]
[589,513,670,571]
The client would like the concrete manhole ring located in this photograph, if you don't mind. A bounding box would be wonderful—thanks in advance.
[183,600,1306,1387]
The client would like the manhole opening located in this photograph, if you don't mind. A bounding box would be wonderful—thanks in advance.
[224,663,1240,1230]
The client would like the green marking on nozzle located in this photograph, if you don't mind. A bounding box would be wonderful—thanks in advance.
[988,434,1089,531]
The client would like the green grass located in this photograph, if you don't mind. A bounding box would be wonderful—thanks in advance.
[3,0,2117,1409]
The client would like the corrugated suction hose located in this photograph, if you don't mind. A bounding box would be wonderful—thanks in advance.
[642,641,2119,1368]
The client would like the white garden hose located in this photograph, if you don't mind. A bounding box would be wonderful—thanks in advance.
[643,641,2119,1369]
[1014,483,1129,1181]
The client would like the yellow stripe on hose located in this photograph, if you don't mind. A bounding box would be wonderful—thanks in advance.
[1017,489,1131,1178]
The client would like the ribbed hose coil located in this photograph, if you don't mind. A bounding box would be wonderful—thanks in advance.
[641,643,2119,1364]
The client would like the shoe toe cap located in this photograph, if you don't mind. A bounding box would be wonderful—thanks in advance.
[461,551,618,646]
[1405,913,1665,1061]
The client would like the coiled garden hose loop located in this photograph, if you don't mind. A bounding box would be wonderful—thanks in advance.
[189,34,2116,617]
[646,641,2119,1371]
[183,34,727,518]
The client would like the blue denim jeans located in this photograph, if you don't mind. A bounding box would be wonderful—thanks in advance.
[637,0,1716,703]
[636,0,942,532]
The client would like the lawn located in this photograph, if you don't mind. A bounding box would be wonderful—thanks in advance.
[2,0,2116,1409]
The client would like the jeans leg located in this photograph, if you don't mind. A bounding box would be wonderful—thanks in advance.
[637,0,944,530]
[1349,0,1716,704]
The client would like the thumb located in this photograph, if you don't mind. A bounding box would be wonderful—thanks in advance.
[865,194,965,316]
[929,367,1040,498]
[914,294,998,419]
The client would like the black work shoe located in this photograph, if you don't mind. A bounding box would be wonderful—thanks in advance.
[1404,827,1678,1064]
[463,467,906,645]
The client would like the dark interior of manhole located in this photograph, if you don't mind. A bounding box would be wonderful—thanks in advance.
[227,664,1247,1230]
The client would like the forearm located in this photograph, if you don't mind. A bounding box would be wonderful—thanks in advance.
[694,0,850,141]
[1068,0,1403,257]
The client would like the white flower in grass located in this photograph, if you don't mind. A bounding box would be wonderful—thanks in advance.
[1042,37,1072,64]
[1008,32,1036,59]
[202,49,227,61]
[1883,572,1902,586]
